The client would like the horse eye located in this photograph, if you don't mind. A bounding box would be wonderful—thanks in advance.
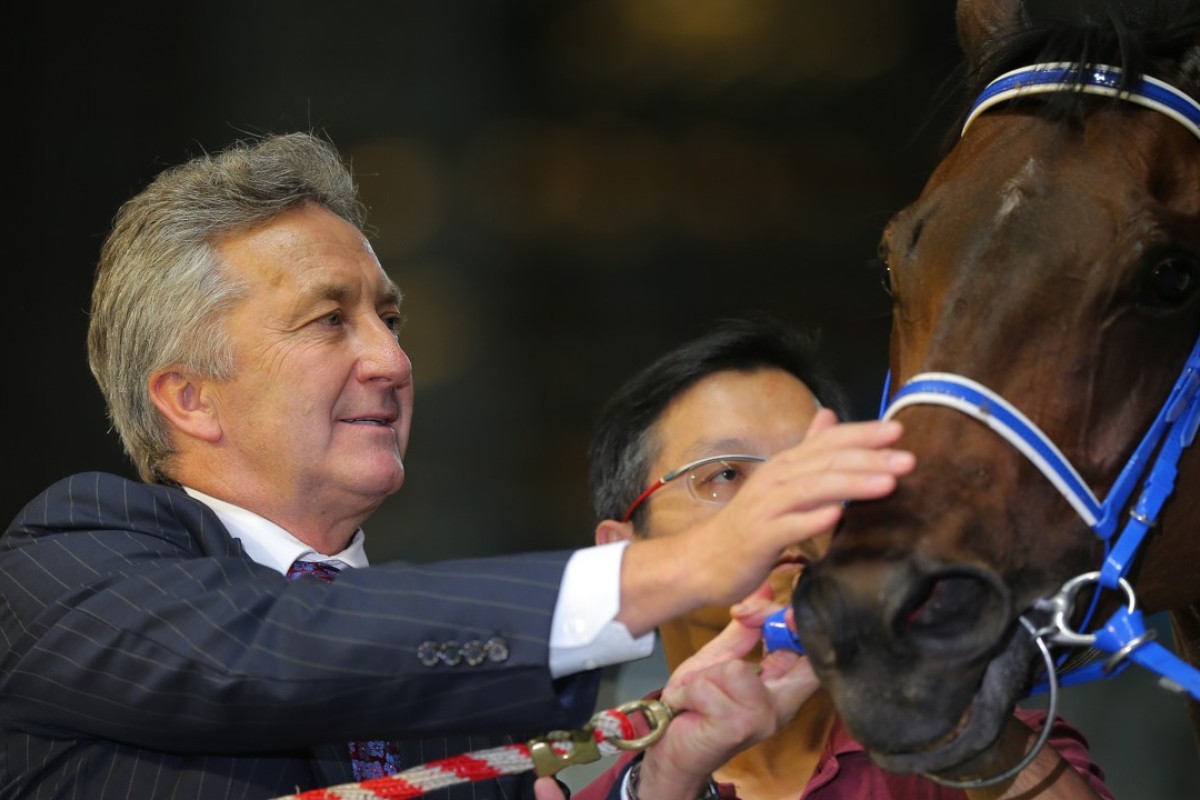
[875,241,894,297]
[1142,254,1198,308]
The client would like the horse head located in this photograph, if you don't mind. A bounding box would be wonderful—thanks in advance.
[792,0,1200,781]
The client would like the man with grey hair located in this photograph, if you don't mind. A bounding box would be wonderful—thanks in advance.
[0,132,915,799]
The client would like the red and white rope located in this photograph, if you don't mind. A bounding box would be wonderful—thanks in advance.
[272,705,643,800]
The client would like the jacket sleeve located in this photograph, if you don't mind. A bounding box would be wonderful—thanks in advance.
[0,472,600,752]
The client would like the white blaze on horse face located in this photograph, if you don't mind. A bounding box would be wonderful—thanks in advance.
[995,157,1040,223]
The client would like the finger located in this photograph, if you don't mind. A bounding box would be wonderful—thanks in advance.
[778,447,917,479]
[533,777,567,800]
[772,424,909,472]
[758,652,821,719]
[805,407,840,436]
[766,469,902,511]
[664,660,760,717]
[804,417,904,449]
[730,580,777,624]
[667,617,764,687]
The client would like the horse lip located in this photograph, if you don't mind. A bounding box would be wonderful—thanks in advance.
[865,622,1036,776]
[934,704,975,749]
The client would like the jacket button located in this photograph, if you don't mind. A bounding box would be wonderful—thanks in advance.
[417,640,440,666]
[439,641,463,666]
[462,640,486,666]
[485,637,509,663]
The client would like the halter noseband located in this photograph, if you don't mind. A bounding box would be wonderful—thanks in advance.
[880,62,1200,702]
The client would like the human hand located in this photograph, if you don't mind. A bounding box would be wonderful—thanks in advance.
[533,776,568,800]
[633,589,820,800]
[686,410,913,609]
[616,411,913,639]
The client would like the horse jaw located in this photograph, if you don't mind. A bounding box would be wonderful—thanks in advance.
[793,540,1047,778]
[791,438,1097,778]
[863,628,1037,777]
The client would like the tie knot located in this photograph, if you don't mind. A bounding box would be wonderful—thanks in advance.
[287,560,342,583]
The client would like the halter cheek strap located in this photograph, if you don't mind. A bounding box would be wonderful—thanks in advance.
[880,333,1200,700]
[882,330,1200,573]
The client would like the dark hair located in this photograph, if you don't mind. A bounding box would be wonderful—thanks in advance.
[587,312,853,527]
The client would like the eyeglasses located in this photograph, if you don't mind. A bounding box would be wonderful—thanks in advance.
[621,454,767,523]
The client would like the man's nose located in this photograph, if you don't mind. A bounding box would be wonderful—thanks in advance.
[357,318,412,385]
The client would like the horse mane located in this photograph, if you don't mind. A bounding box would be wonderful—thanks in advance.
[938,0,1200,152]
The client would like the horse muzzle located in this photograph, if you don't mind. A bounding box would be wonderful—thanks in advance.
[792,555,1036,774]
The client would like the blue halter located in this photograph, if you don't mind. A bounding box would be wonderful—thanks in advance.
[879,62,1200,700]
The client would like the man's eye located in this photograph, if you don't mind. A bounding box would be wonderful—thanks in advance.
[322,311,343,326]
[382,314,404,338]
[713,467,742,484]
[696,464,745,487]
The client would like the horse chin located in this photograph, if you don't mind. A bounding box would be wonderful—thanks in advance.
[866,628,1036,777]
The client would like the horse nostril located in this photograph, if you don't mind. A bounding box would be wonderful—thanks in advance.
[891,567,1011,657]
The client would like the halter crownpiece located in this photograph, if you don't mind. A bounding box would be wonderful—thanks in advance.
[962,62,1200,139]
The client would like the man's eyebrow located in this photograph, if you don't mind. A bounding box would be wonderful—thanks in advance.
[295,279,402,307]
[683,437,756,459]
[380,279,402,307]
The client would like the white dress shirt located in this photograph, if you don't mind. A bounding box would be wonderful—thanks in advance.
[184,487,654,678]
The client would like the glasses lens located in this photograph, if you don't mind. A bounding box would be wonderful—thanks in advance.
[686,458,759,504]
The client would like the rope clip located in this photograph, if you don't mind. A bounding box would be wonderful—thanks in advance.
[609,698,675,751]
[528,728,602,777]
[528,698,675,777]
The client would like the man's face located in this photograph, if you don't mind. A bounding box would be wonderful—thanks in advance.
[200,204,413,535]
[637,367,825,633]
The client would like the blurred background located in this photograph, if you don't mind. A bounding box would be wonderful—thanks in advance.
[9,1,1197,796]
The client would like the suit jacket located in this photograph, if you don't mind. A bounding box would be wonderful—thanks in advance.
[0,472,600,799]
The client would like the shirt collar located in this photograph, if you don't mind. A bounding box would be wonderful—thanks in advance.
[182,486,370,575]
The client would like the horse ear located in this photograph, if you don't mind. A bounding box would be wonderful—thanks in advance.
[956,0,1026,74]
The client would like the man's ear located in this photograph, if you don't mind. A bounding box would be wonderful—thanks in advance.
[148,368,222,444]
[595,518,637,546]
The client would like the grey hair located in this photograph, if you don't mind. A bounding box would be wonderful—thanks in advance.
[87,132,366,482]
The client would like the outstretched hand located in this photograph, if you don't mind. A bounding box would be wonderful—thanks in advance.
[617,411,914,637]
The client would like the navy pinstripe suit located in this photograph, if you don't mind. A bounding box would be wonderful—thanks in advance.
[0,472,600,799]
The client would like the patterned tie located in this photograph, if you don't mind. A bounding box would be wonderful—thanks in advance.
[287,559,401,780]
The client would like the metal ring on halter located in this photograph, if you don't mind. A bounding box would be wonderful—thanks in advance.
[924,617,1060,790]
[1102,628,1158,674]
[1033,571,1137,649]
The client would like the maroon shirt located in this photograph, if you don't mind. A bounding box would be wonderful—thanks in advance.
[571,694,1112,800]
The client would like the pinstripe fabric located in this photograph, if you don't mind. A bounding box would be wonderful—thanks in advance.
[0,472,600,799]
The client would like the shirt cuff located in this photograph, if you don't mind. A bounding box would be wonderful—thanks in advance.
[548,540,656,678]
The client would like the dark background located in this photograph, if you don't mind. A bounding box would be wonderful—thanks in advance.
[8,2,1197,796]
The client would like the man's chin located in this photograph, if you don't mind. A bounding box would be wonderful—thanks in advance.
[345,459,406,504]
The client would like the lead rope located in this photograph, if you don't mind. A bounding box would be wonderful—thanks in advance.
[270,699,674,800]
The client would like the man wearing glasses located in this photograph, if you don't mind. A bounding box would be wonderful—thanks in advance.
[548,313,1111,800]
